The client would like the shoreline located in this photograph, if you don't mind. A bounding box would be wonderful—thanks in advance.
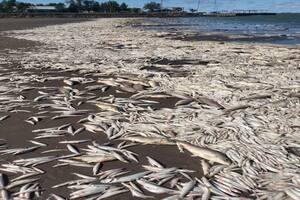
[1,18,299,199]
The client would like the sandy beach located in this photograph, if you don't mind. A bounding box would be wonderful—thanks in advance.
[0,17,299,199]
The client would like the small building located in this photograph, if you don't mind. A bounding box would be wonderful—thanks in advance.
[26,6,57,13]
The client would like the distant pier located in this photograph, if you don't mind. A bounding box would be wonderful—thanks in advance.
[203,10,277,17]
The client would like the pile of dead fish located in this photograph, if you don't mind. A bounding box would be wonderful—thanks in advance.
[0,18,299,199]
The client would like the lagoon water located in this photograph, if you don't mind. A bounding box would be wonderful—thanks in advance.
[144,13,300,45]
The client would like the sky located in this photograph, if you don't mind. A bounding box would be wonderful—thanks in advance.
[19,0,300,13]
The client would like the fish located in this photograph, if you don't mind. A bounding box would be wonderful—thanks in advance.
[73,155,116,163]
[95,102,121,112]
[147,156,164,168]
[123,182,154,199]
[119,136,175,145]
[179,180,196,198]
[201,160,211,176]
[288,92,300,98]
[59,140,90,144]
[50,194,67,200]
[223,104,250,114]
[241,94,272,100]
[1,189,9,200]
[195,96,224,109]
[110,171,150,183]
[0,115,9,121]
[6,178,40,190]
[0,173,7,188]
[137,179,176,194]
[69,184,109,199]
[28,140,47,147]
[67,144,80,154]
[64,79,79,86]
[175,99,194,106]
[96,187,128,199]
[93,163,102,175]
[176,141,231,165]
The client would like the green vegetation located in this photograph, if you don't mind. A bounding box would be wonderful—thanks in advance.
[0,0,142,13]
[0,0,186,14]
[143,1,161,12]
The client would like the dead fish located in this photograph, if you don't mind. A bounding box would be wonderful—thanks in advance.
[6,178,40,190]
[96,102,121,112]
[28,140,47,147]
[50,194,67,200]
[1,189,9,200]
[73,127,85,135]
[147,156,164,168]
[27,116,44,123]
[96,187,128,199]
[110,171,150,183]
[93,163,103,175]
[224,104,250,114]
[59,140,90,144]
[0,115,9,122]
[195,96,224,109]
[67,125,75,135]
[34,94,49,102]
[148,80,160,88]
[73,155,116,163]
[63,79,79,86]
[241,94,272,100]
[175,99,194,106]
[123,182,154,199]
[119,136,175,145]
[25,119,36,125]
[119,84,137,93]
[69,184,109,199]
[176,141,231,165]
[0,173,7,188]
[83,124,104,133]
[67,144,80,154]
[288,92,300,98]
[179,180,196,198]
[137,179,176,194]
[201,160,211,176]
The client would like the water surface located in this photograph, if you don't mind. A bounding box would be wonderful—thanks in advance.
[143,13,300,45]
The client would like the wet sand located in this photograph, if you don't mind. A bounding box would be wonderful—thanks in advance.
[0,18,90,51]
[0,18,204,199]
[0,18,90,32]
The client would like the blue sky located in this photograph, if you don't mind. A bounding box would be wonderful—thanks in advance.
[20,0,300,12]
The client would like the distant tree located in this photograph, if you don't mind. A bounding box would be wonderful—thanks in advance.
[119,2,128,11]
[66,0,82,12]
[143,1,161,12]
[0,1,3,12]
[1,0,16,12]
[16,2,32,12]
[90,1,100,12]
[127,7,141,13]
[99,1,120,13]
[83,0,97,11]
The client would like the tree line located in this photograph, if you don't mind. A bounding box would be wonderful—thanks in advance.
[0,0,164,13]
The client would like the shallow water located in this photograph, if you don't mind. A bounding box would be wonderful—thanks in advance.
[143,13,300,45]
